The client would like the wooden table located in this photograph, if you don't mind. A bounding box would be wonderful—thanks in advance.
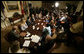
[27,18,46,36]
[18,18,46,48]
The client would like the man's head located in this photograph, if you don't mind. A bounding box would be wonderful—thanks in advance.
[52,16,54,20]
[32,14,34,17]
[12,26,18,31]
[42,29,49,36]
[51,26,56,34]
[46,24,50,27]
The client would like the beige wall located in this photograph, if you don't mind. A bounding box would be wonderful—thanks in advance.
[1,1,22,29]
[81,9,83,16]
[58,1,66,9]
[2,1,21,18]
[30,1,42,8]
[1,11,11,28]
[58,1,79,9]
[76,1,83,12]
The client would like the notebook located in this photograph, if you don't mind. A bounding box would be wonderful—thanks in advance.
[31,35,40,43]
[23,40,30,47]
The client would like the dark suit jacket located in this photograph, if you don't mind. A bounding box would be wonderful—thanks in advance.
[7,30,20,41]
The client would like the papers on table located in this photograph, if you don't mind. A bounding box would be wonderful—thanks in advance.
[37,27,39,30]
[41,23,43,25]
[31,35,40,43]
[38,23,40,25]
[26,32,31,37]
[23,40,30,47]
[24,37,31,39]
[24,32,31,39]
[32,26,35,30]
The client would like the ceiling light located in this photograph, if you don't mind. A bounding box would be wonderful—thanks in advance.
[55,2,59,7]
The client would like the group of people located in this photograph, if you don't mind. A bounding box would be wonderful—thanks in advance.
[6,7,83,53]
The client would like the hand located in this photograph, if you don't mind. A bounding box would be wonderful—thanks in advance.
[38,42,41,46]
[46,35,52,41]
[20,32,27,37]
[52,29,56,34]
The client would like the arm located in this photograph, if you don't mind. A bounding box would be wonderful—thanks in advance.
[21,25,25,31]
[25,23,28,28]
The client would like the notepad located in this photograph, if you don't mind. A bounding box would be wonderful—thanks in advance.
[23,40,30,47]
[31,35,40,43]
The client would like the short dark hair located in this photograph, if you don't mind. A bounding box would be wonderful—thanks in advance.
[12,26,17,31]
[12,27,16,31]
[46,24,50,27]
[42,29,49,38]
[27,16,31,19]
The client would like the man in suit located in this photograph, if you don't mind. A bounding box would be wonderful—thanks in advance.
[7,26,20,42]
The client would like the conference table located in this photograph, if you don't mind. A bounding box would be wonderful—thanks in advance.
[19,18,47,49]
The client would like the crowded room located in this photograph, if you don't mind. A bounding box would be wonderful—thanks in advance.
[1,1,83,53]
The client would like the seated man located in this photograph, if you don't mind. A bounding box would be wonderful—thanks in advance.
[49,19,56,28]
[9,40,20,53]
[45,27,57,42]
[35,13,39,19]
[31,14,35,22]
[43,24,51,36]
[39,11,42,19]
[33,29,57,53]
[7,26,20,43]
[26,16,32,26]
[9,40,30,53]
[42,25,57,43]
[21,19,28,31]
[45,18,49,23]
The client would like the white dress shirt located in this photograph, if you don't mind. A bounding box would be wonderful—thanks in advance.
[43,26,51,36]
[21,23,28,31]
